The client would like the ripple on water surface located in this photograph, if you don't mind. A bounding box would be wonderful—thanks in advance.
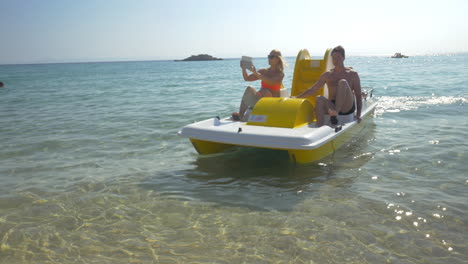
[0,56,467,263]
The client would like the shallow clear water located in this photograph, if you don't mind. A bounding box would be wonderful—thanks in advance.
[0,54,467,263]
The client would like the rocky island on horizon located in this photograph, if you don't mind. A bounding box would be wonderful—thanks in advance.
[176,54,223,61]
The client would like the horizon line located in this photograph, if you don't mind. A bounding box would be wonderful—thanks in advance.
[1,52,467,66]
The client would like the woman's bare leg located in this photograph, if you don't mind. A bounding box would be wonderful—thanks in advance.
[238,86,258,119]
[258,88,273,98]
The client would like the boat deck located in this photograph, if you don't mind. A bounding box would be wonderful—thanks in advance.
[179,99,377,151]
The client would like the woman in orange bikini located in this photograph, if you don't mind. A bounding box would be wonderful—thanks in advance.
[232,49,286,121]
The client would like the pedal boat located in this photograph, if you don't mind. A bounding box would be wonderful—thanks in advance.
[178,49,378,164]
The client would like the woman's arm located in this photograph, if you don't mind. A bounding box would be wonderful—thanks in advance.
[253,68,284,85]
[242,67,260,81]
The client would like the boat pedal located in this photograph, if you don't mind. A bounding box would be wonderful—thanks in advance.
[335,126,342,133]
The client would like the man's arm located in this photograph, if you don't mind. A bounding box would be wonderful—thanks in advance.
[295,72,328,98]
[353,72,363,122]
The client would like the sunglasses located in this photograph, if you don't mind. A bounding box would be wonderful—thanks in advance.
[268,54,277,59]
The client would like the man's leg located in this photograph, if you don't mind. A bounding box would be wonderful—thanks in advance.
[333,79,354,114]
[315,96,334,127]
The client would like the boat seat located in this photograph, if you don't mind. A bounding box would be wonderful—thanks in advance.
[247,97,314,128]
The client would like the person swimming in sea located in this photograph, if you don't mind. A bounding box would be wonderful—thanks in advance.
[232,49,286,121]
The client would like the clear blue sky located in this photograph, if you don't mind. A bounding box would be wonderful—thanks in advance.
[1,0,467,64]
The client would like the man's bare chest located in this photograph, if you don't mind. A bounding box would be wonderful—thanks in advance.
[327,72,353,87]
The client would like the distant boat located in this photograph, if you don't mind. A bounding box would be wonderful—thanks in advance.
[391,52,409,58]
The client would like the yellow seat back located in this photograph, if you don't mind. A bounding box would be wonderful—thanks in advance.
[246,97,314,128]
[291,49,332,108]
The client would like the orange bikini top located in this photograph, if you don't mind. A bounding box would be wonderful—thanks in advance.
[261,80,282,91]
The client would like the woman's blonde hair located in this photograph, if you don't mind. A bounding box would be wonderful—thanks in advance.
[270,49,288,73]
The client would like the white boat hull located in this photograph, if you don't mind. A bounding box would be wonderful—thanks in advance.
[179,98,377,164]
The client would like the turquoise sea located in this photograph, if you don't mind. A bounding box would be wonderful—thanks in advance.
[0,54,467,263]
